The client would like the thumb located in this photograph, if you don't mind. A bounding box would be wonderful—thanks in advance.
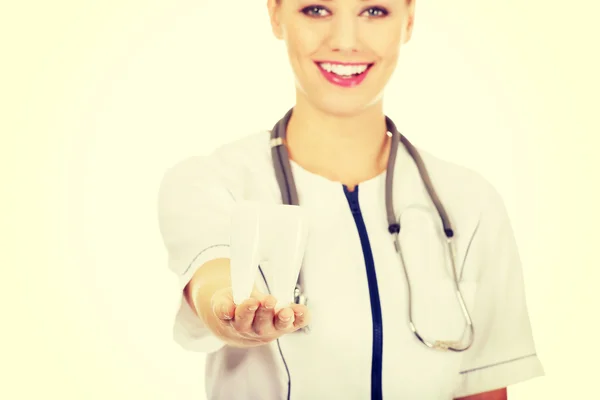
[211,290,235,321]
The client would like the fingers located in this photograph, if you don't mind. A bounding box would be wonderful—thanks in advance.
[212,296,236,322]
[291,304,310,330]
[273,307,295,331]
[212,288,311,341]
[231,298,260,333]
[211,287,260,324]
[274,304,311,332]
[252,295,278,336]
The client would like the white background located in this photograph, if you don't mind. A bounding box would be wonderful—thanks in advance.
[2,0,599,398]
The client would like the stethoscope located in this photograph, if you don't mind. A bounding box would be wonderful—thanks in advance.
[269,108,474,352]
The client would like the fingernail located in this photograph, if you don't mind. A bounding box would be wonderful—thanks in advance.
[248,305,258,311]
[220,304,231,320]
[279,315,291,322]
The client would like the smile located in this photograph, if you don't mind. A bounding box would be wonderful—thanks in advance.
[315,61,374,88]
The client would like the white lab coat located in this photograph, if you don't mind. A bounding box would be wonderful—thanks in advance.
[157,131,544,399]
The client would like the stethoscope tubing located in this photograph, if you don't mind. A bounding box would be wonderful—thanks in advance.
[269,107,474,352]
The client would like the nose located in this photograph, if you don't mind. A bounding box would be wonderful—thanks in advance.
[328,13,359,53]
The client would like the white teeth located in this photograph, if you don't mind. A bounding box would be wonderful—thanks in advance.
[319,62,369,76]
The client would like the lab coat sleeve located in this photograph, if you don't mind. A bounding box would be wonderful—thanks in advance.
[453,189,544,398]
[157,156,236,353]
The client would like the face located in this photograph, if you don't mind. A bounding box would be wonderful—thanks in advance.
[267,0,416,117]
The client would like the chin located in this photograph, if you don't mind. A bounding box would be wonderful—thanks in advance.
[317,99,373,117]
[312,90,384,118]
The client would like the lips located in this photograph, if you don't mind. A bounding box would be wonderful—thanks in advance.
[315,61,374,88]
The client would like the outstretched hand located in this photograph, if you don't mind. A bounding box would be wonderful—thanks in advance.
[209,287,310,346]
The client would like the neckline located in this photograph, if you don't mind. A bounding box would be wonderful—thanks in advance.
[289,158,387,192]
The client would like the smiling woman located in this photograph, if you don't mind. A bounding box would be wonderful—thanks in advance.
[271,0,410,121]
[157,0,544,399]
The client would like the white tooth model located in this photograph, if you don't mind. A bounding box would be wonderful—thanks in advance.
[229,201,309,309]
[260,204,309,311]
[229,201,262,305]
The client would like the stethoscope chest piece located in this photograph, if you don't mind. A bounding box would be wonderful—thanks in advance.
[294,285,308,306]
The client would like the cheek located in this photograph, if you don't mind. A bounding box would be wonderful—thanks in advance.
[366,30,403,63]
[285,22,323,58]
[384,42,402,64]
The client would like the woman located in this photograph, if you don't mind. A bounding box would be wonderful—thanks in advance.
[157,0,544,399]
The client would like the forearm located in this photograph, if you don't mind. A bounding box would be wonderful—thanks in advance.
[184,257,230,319]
